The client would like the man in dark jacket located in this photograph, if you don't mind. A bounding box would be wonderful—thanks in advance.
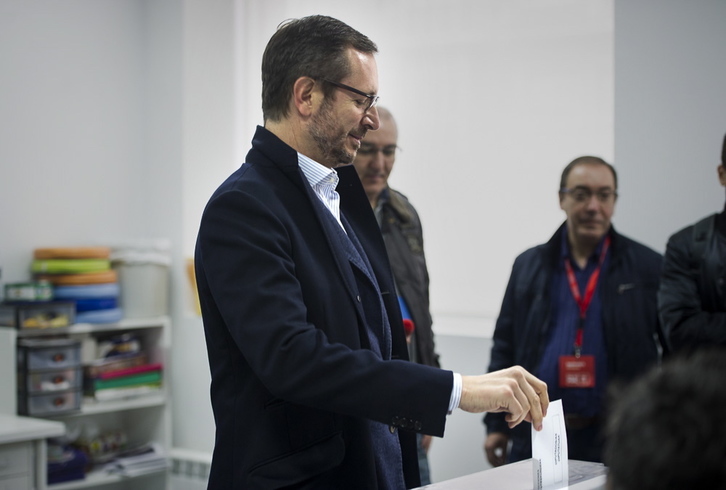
[658,133,726,352]
[484,156,665,467]
[196,15,549,489]
[352,107,439,484]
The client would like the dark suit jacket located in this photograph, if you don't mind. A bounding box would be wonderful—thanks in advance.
[195,126,453,489]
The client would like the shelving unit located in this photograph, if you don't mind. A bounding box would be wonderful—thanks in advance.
[0,414,65,490]
[0,317,172,490]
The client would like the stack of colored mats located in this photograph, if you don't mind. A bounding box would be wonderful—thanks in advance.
[32,247,123,324]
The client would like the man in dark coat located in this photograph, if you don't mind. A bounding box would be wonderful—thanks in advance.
[195,15,548,490]
[484,156,665,467]
[658,133,726,351]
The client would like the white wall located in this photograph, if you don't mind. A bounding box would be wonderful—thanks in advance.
[232,0,615,340]
[172,0,236,453]
[2,0,725,485]
[0,1,147,277]
[0,0,230,458]
[613,0,726,251]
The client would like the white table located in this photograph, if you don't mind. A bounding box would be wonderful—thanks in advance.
[0,414,65,490]
[416,459,607,490]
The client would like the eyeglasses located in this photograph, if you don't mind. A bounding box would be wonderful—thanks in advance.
[321,78,379,113]
[560,187,617,203]
[358,143,398,157]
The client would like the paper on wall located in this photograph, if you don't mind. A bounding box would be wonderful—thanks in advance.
[532,399,568,489]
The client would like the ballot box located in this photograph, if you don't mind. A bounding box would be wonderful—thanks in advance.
[415,459,607,490]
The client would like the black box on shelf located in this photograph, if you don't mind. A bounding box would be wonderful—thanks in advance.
[0,301,75,330]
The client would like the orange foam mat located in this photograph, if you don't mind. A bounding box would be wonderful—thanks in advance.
[35,269,118,285]
[34,247,111,260]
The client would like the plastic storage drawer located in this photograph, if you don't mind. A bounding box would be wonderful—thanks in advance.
[21,366,83,393]
[0,301,75,329]
[17,338,81,371]
[18,389,82,416]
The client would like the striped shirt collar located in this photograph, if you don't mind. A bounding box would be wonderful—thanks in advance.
[297,152,343,228]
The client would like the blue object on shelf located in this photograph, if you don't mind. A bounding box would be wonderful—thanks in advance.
[74,297,118,312]
[54,283,120,299]
[47,447,88,484]
[75,307,123,324]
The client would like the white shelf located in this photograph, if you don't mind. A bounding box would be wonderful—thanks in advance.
[0,414,65,445]
[44,393,167,418]
[0,316,172,489]
[15,317,170,337]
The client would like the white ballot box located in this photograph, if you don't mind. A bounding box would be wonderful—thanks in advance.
[415,459,607,490]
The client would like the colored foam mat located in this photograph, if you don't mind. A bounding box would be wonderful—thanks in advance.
[75,307,123,324]
[34,247,111,260]
[35,270,118,285]
[74,297,119,312]
[32,259,111,275]
[54,283,121,299]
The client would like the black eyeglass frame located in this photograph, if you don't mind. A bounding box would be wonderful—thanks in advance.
[357,143,400,157]
[559,187,618,203]
[320,78,379,113]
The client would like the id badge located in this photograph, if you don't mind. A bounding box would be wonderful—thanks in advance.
[559,355,595,388]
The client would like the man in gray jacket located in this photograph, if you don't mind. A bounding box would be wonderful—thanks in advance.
[352,107,438,484]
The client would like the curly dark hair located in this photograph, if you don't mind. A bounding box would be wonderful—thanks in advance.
[261,15,377,123]
[605,348,726,490]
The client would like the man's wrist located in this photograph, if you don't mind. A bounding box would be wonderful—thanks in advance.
[448,372,462,414]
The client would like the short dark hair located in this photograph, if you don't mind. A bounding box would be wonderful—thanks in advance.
[559,156,618,190]
[261,15,378,123]
[604,348,726,490]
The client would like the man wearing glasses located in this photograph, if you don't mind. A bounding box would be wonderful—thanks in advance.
[196,15,548,490]
[484,156,666,467]
[352,107,439,485]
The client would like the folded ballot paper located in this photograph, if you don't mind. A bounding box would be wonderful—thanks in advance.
[532,399,568,489]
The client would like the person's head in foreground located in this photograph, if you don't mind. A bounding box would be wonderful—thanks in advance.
[604,348,726,490]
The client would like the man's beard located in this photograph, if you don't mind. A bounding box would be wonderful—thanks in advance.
[309,99,357,166]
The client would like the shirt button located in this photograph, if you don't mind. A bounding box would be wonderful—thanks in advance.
[356,295,361,302]
[389,425,397,434]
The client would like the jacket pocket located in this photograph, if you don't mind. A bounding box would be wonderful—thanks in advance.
[248,431,345,489]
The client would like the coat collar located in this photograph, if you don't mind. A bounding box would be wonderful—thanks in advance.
[546,221,622,265]
[248,125,299,171]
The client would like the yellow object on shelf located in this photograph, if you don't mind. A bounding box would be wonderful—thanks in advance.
[32,259,111,275]
[186,258,201,316]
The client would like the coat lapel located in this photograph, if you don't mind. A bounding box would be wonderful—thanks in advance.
[247,126,405,356]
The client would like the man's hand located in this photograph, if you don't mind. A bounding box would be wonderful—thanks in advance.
[421,434,433,453]
[459,366,548,431]
[484,432,509,467]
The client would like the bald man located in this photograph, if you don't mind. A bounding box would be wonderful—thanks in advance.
[352,108,439,484]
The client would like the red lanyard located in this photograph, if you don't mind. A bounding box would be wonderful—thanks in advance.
[563,236,611,355]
